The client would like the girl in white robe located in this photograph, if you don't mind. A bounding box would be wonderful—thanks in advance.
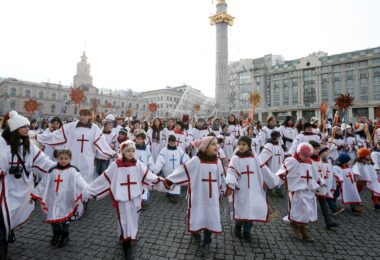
[334,153,362,215]
[84,140,166,259]
[31,149,87,247]
[226,136,280,242]
[221,125,236,160]
[276,142,321,242]
[352,148,380,211]
[154,135,190,202]
[164,136,225,256]
[146,118,165,163]
[0,111,56,259]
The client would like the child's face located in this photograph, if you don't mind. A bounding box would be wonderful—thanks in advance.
[51,121,61,130]
[175,124,182,131]
[58,154,70,167]
[197,121,205,128]
[133,123,140,129]
[167,120,174,128]
[168,140,177,147]
[299,154,311,162]
[105,123,113,132]
[79,114,91,124]
[205,139,219,156]
[223,127,229,134]
[123,148,135,160]
[135,136,144,145]
[238,141,249,153]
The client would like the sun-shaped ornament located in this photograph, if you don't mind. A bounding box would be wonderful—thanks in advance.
[193,104,201,114]
[148,103,158,113]
[24,99,40,114]
[335,94,354,110]
[249,91,262,106]
[70,87,86,105]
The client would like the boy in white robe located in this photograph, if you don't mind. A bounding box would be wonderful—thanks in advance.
[154,134,190,203]
[279,116,297,152]
[134,131,155,202]
[221,124,236,160]
[84,140,166,259]
[276,142,321,242]
[353,148,380,212]
[169,121,189,153]
[226,136,280,242]
[36,108,116,183]
[31,149,87,247]
[334,154,362,215]
[164,136,226,257]
[95,120,117,175]
[288,123,321,155]
[259,131,285,197]
[191,118,210,156]
[309,142,339,229]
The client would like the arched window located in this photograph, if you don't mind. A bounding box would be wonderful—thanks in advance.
[39,91,44,99]
[10,101,16,109]
[51,93,56,100]
[10,88,16,96]
[25,89,31,97]
[121,102,125,108]
[51,104,56,113]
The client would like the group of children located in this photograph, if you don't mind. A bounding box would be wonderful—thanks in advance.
[8,110,380,260]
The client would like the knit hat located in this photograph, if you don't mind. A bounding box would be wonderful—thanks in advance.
[310,117,318,125]
[168,134,177,142]
[79,107,92,115]
[134,131,146,139]
[118,128,128,135]
[120,140,136,152]
[337,153,351,165]
[357,148,371,159]
[105,113,116,122]
[270,130,281,140]
[8,111,30,132]
[318,147,329,156]
[193,136,216,153]
[238,136,252,148]
[296,142,314,157]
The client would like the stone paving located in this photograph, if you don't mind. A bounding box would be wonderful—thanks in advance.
[8,188,380,259]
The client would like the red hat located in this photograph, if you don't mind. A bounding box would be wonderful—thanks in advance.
[357,148,371,158]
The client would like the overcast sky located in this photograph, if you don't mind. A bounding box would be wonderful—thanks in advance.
[0,0,379,97]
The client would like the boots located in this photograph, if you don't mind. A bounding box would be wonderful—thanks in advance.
[58,222,70,248]
[300,225,314,242]
[0,241,8,260]
[290,222,303,240]
[234,223,242,238]
[123,241,134,260]
[51,223,61,246]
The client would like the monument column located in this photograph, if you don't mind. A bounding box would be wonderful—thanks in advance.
[210,0,234,116]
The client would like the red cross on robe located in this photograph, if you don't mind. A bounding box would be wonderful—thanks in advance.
[301,170,312,184]
[202,172,217,198]
[54,175,63,192]
[346,172,354,183]
[76,134,90,153]
[241,165,255,189]
[120,175,138,200]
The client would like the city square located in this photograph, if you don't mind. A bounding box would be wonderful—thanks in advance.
[1,0,380,259]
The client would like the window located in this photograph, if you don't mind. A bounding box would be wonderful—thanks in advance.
[346,79,354,96]
[321,74,329,82]
[51,104,55,113]
[360,78,368,101]
[239,71,251,84]
[121,102,124,108]
[345,63,354,69]
[321,79,329,102]
[360,69,368,78]
[292,78,298,105]
[10,101,16,109]
[333,65,341,71]
[10,88,16,96]
[283,80,289,106]
[304,84,316,106]
[51,93,56,100]
[273,81,280,106]
[360,60,368,67]
[62,95,67,101]
[346,71,354,80]
[334,81,341,97]
[374,67,380,76]
[25,89,31,97]
[38,91,44,99]
[333,72,341,81]
[372,58,380,65]
[321,67,329,73]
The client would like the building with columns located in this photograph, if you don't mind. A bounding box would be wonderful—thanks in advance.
[229,47,380,122]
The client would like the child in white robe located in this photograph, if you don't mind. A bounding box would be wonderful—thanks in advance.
[134,131,155,202]
[31,149,87,247]
[169,121,189,153]
[247,125,261,156]
[84,140,166,259]
[371,140,380,174]
[221,124,236,160]
[276,142,321,242]
[353,148,380,212]
[226,136,280,242]
[334,153,362,215]
[164,136,226,257]
[154,134,190,203]
[95,120,117,175]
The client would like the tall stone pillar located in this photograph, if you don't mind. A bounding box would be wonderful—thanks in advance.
[210,0,234,116]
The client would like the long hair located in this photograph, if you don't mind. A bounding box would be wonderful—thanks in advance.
[2,127,30,156]
[151,118,162,140]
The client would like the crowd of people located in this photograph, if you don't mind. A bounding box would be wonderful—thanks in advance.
[0,108,379,259]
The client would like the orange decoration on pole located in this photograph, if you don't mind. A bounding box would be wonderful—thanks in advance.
[70,87,86,109]
[148,103,158,113]
[193,104,201,117]
[23,99,40,114]
[247,91,261,124]
[320,102,329,133]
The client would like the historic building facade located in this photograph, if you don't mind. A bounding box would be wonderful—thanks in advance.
[229,47,380,122]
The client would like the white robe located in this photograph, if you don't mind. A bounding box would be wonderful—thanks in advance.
[39,128,64,162]
[334,166,361,204]
[228,124,240,139]
[311,159,334,198]
[352,163,380,195]
[191,128,210,156]
[154,146,190,195]
[147,128,166,163]
[37,121,116,183]
[0,137,55,240]
[327,138,345,162]
[226,154,280,222]
[166,156,226,233]
[251,137,261,156]
[85,160,165,241]
[96,132,117,160]
[169,130,188,153]
[31,166,87,223]
[222,135,236,160]
[277,156,320,224]
[135,145,155,201]
[279,126,297,151]
[371,151,380,171]
[259,143,285,173]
